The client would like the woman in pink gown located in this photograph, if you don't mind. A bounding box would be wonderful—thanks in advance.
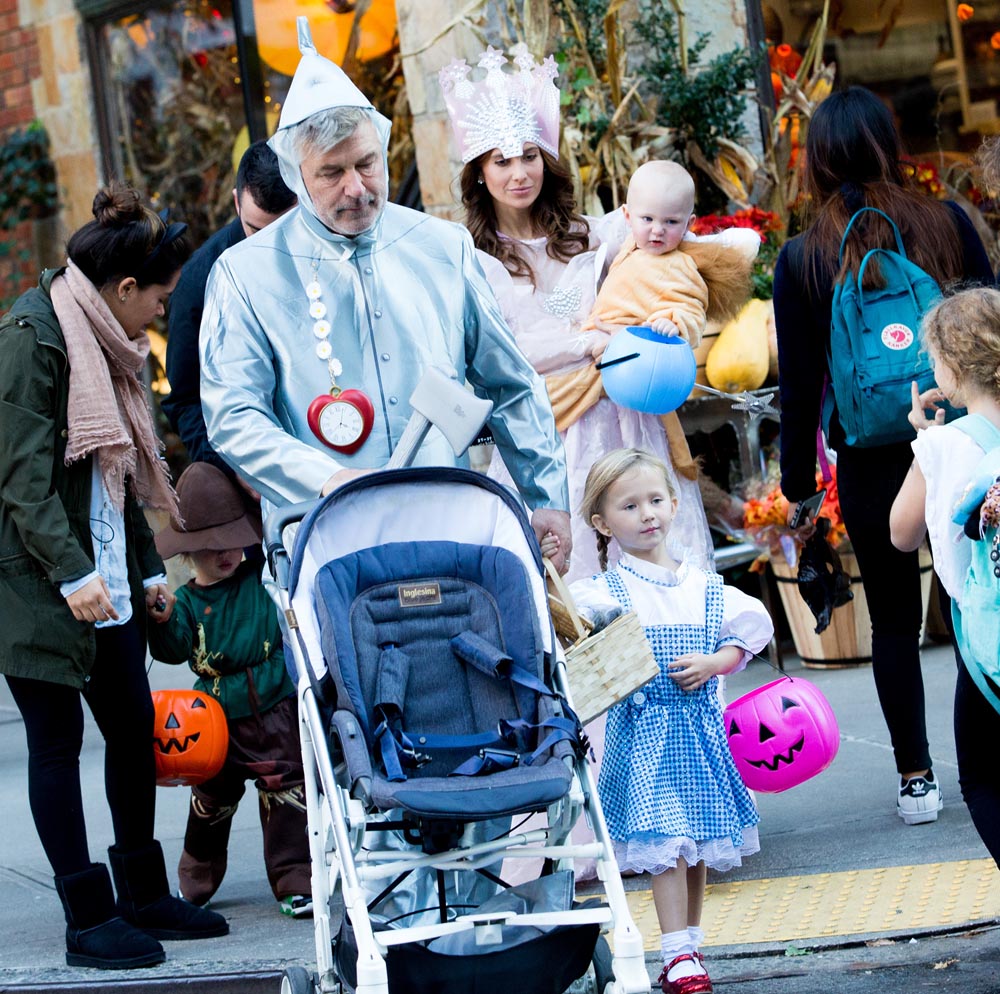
[440,48,714,583]
[469,206,715,580]
[440,47,716,882]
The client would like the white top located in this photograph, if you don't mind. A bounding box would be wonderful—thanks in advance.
[58,463,166,627]
[911,423,987,604]
[569,554,774,669]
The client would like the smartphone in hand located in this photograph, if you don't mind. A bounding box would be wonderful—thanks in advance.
[790,488,827,529]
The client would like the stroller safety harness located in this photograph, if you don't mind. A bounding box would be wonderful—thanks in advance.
[315,540,580,815]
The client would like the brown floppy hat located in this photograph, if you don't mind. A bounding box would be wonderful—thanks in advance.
[155,462,263,558]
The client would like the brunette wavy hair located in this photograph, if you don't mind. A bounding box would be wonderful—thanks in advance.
[460,147,590,284]
[802,87,965,294]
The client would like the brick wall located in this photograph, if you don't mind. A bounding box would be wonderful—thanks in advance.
[29,0,101,235]
[0,0,44,304]
[0,0,40,131]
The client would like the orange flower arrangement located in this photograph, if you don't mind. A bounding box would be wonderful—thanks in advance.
[768,42,803,103]
[903,159,946,199]
[742,465,848,561]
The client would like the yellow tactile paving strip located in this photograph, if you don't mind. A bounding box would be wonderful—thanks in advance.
[624,859,1000,948]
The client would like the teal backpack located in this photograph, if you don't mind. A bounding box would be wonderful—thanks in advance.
[827,207,949,447]
[950,415,1000,715]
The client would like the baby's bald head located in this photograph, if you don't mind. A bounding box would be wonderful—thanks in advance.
[627,160,696,216]
[624,160,696,256]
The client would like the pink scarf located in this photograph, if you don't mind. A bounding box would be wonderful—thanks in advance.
[50,261,179,521]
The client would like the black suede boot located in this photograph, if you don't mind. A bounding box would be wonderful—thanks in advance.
[109,842,229,940]
[55,863,165,969]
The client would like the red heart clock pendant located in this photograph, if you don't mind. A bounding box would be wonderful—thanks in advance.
[307,389,375,455]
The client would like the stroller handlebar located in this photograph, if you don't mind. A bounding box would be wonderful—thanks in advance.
[264,498,321,586]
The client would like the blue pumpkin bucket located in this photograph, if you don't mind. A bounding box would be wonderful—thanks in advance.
[597,326,697,415]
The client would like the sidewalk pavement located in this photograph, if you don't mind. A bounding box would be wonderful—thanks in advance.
[0,642,996,991]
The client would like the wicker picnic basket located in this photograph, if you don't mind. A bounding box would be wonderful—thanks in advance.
[544,559,658,725]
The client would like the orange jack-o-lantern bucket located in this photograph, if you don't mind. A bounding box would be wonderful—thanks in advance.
[151,689,229,787]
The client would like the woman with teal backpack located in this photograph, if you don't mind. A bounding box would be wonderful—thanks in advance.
[890,286,1000,865]
[773,87,994,826]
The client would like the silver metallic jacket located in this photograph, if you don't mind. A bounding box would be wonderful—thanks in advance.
[199,203,569,509]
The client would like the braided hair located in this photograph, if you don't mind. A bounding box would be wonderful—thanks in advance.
[579,448,677,571]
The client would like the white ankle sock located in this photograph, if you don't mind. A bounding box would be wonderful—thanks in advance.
[687,924,705,954]
[660,930,703,979]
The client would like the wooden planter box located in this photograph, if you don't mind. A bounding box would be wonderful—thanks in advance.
[770,545,932,668]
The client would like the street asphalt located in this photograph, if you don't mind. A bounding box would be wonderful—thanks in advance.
[0,635,997,992]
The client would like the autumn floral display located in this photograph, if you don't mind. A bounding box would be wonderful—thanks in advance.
[691,208,784,298]
[690,207,782,238]
[742,464,848,566]
[767,43,803,103]
[902,159,946,199]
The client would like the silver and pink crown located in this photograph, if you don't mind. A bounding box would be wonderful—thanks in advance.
[438,44,561,164]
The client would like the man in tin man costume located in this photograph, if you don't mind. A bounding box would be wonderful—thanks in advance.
[200,19,571,568]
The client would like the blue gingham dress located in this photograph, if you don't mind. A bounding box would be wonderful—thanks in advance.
[591,561,761,873]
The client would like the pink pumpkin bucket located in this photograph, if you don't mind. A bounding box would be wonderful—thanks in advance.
[724,677,840,793]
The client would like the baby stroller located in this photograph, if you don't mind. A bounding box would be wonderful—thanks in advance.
[266,456,649,994]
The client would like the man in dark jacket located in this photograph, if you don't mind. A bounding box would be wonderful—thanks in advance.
[163,141,296,471]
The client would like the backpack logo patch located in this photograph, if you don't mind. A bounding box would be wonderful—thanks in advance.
[881,323,914,350]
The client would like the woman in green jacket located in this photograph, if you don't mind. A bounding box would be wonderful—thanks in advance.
[0,183,227,969]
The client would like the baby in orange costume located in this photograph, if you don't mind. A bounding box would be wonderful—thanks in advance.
[585,160,755,477]
[586,160,706,343]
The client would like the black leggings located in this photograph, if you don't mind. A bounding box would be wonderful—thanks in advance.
[836,442,930,774]
[954,659,1000,866]
[6,620,156,877]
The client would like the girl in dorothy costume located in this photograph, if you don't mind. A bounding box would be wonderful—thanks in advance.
[567,448,773,994]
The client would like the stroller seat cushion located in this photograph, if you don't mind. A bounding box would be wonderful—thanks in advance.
[314,540,575,814]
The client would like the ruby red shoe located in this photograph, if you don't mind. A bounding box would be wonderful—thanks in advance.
[656,954,713,994]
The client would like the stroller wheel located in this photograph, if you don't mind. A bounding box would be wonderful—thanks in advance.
[564,935,615,994]
[592,935,615,994]
[280,965,317,994]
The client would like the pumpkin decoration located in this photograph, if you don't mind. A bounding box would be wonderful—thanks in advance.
[689,317,721,396]
[705,297,772,394]
[151,689,229,787]
[766,300,779,381]
[599,325,697,414]
[253,0,397,77]
[724,677,839,793]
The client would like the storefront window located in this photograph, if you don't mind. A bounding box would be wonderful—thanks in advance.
[950,0,1000,133]
[80,0,408,246]
[90,0,244,246]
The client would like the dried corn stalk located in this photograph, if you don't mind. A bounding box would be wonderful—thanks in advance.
[758,0,836,227]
